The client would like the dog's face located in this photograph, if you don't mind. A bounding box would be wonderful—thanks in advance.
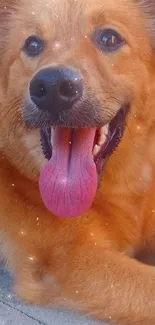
[0,0,155,217]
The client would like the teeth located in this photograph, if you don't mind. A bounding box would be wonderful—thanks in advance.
[93,144,101,156]
[100,124,109,136]
[98,123,109,146]
[98,133,106,146]
[93,123,109,157]
[51,127,54,146]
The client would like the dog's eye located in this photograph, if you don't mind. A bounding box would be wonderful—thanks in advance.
[93,28,125,52]
[23,36,45,57]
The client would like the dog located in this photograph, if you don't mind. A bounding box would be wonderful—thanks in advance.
[1,0,155,324]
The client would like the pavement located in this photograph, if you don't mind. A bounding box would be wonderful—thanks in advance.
[0,267,107,325]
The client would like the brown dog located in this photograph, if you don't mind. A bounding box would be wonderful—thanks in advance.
[1,0,155,324]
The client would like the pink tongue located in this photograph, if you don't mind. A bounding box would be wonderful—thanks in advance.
[39,127,97,218]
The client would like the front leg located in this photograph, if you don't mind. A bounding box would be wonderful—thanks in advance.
[56,247,155,325]
[13,243,155,325]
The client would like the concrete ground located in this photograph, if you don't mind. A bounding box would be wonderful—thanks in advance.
[0,267,107,325]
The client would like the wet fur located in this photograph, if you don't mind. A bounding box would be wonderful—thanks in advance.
[1,0,155,324]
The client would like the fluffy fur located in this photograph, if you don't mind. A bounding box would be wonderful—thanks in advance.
[1,0,155,324]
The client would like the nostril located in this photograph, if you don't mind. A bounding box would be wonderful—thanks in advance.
[59,79,82,100]
[30,82,46,99]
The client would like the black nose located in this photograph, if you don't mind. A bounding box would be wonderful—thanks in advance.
[29,67,83,114]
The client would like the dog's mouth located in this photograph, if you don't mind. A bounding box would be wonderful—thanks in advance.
[39,105,128,218]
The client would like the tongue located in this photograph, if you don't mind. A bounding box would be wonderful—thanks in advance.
[39,127,97,218]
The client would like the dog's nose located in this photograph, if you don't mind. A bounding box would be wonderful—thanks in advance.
[29,67,83,114]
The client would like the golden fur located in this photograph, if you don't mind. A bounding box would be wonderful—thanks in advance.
[1,0,155,324]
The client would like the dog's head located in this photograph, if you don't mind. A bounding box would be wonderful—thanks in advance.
[0,0,155,217]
